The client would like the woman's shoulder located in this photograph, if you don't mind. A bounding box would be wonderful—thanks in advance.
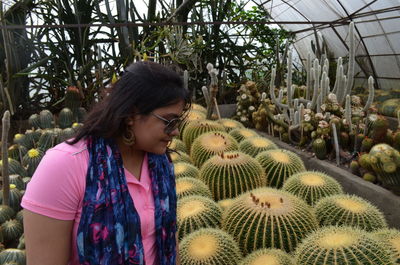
[49,138,88,156]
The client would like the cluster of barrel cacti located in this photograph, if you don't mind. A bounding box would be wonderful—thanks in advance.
[171,104,398,265]
[0,106,87,264]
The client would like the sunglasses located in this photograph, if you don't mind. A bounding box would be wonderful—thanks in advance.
[151,112,184,134]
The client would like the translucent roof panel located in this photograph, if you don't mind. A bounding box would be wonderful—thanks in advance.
[259,0,400,90]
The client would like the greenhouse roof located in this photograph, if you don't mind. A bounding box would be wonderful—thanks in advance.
[258,0,400,90]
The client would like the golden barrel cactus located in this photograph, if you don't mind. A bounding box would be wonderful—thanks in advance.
[294,226,395,265]
[176,177,212,199]
[239,248,295,265]
[173,162,199,179]
[177,195,222,240]
[191,131,239,167]
[182,119,225,152]
[179,228,242,265]
[229,128,259,143]
[218,118,245,132]
[256,149,306,188]
[371,228,400,263]
[239,137,278,158]
[282,171,343,206]
[199,151,265,201]
[222,187,318,255]
[315,194,387,231]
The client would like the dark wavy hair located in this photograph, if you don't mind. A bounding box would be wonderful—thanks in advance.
[68,61,191,145]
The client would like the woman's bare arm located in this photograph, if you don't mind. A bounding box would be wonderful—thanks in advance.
[24,210,74,265]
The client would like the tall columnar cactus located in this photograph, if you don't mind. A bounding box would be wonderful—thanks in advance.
[282,171,343,206]
[239,248,295,265]
[371,228,400,263]
[173,162,199,179]
[315,194,387,231]
[182,119,225,152]
[191,131,239,167]
[222,187,318,255]
[177,195,222,240]
[176,177,212,199]
[238,137,278,158]
[256,149,306,188]
[364,76,375,112]
[294,226,395,265]
[344,94,352,131]
[199,151,265,201]
[179,228,242,265]
[229,128,259,143]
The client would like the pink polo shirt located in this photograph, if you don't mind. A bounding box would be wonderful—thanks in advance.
[21,140,158,265]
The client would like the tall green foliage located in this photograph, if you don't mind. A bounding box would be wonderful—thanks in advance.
[0,0,290,118]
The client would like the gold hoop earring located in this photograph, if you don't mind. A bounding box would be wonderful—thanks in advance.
[122,128,136,146]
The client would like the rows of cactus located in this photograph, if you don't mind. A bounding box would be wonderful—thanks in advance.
[0,106,87,264]
[172,106,398,264]
[2,108,86,180]
[229,22,400,194]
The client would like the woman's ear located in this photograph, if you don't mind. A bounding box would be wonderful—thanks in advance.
[125,117,134,126]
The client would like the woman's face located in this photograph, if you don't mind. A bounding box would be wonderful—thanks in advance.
[131,100,186,154]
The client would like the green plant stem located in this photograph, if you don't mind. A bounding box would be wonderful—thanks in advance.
[2,110,11,206]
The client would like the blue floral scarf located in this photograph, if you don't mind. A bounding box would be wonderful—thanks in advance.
[77,136,177,265]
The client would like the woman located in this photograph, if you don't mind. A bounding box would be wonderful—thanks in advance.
[22,61,191,265]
